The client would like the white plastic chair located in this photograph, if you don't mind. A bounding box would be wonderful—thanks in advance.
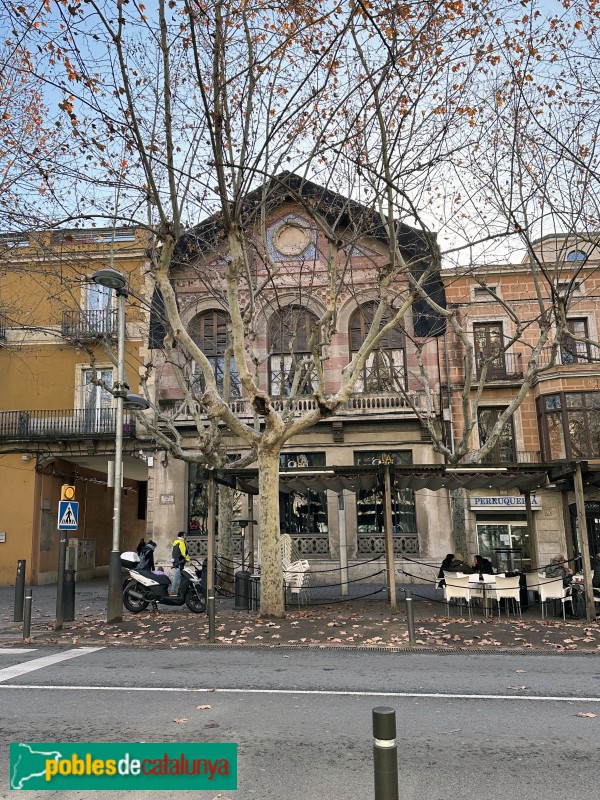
[593,588,600,617]
[443,575,473,618]
[538,576,569,619]
[492,575,522,618]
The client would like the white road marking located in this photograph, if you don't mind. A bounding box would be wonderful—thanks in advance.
[0,649,37,654]
[0,648,103,683]
[0,685,598,703]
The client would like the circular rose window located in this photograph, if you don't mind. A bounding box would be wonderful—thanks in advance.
[273,222,311,256]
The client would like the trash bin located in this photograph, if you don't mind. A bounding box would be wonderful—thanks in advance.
[234,570,251,611]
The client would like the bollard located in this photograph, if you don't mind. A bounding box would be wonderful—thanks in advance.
[23,589,32,641]
[405,590,416,646]
[373,707,399,800]
[14,560,26,622]
[63,569,76,622]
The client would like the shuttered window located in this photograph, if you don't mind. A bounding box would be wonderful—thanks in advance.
[349,302,406,392]
[189,310,240,397]
[268,306,318,396]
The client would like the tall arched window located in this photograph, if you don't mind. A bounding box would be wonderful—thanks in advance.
[268,306,318,396]
[189,310,240,398]
[349,302,406,392]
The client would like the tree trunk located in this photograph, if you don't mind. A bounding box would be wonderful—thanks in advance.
[258,448,285,617]
[217,484,235,597]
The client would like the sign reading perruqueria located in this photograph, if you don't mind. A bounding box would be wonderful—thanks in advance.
[10,742,237,791]
[470,495,542,511]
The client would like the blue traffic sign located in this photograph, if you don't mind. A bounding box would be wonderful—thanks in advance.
[58,501,79,530]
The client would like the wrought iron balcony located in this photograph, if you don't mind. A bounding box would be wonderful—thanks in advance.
[472,351,523,382]
[537,343,600,369]
[481,449,542,465]
[0,408,136,441]
[61,309,118,339]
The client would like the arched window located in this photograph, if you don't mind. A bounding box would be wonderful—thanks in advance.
[349,302,406,392]
[566,249,587,263]
[268,306,318,396]
[189,310,240,398]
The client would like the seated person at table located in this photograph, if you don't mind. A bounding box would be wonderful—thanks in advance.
[445,552,474,574]
[473,554,494,575]
[546,554,574,587]
[437,553,455,587]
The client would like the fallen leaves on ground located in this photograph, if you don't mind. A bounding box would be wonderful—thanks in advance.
[576,712,597,718]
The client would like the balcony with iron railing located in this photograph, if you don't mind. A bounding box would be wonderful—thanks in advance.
[537,343,600,370]
[0,408,137,441]
[481,449,542,465]
[0,315,6,341]
[61,309,118,340]
[472,351,524,382]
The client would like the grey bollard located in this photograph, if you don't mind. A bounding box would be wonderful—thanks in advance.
[23,589,32,641]
[63,569,76,622]
[405,590,416,646]
[373,707,399,800]
[14,560,26,622]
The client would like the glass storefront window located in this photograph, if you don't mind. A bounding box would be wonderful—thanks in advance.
[354,450,416,533]
[279,452,328,534]
[477,523,530,572]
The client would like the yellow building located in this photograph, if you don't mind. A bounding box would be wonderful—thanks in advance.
[0,227,151,584]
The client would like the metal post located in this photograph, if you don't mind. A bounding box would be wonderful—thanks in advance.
[23,589,32,641]
[14,560,26,622]
[63,569,76,622]
[523,490,539,571]
[372,707,399,800]
[55,535,67,630]
[383,466,397,611]
[574,462,595,622]
[338,491,349,596]
[405,590,416,646]
[207,471,216,643]
[107,287,127,625]
[247,494,255,574]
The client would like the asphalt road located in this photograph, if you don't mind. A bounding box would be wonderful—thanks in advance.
[1,646,600,800]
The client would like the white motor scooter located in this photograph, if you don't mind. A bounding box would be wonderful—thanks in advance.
[123,560,206,614]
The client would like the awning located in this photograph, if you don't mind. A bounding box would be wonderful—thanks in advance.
[213,464,549,495]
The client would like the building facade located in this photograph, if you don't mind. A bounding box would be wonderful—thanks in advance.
[442,236,600,574]
[0,228,151,584]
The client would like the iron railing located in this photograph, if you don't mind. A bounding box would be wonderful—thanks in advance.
[537,343,600,369]
[481,449,542,465]
[0,315,6,340]
[473,351,523,381]
[0,408,136,440]
[61,309,118,339]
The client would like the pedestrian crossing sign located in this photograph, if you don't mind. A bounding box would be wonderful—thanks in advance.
[57,501,79,530]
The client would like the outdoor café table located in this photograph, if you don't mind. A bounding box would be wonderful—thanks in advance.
[468,575,496,616]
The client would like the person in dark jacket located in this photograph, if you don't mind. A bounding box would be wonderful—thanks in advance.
[446,553,474,574]
[438,553,455,588]
[137,540,157,572]
[473,554,494,575]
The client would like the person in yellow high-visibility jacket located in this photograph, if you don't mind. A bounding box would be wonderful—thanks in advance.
[171,531,191,595]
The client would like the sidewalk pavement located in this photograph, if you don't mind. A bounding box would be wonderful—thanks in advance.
[1,579,599,654]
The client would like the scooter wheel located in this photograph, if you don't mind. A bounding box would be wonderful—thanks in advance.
[185,587,206,613]
[123,580,149,613]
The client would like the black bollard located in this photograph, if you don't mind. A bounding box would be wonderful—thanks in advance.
[372,707,399,800]
[63,569,76,622]
[234,570,250,611]
[23,589,32,641]
[14,560,26,622]
[405,590,416,646]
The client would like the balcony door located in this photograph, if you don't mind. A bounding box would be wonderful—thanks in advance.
[477,407,515,463]
[474,322,505,379]
[82,368,114,433]
[85,283,113,335]
[561,318,591,364]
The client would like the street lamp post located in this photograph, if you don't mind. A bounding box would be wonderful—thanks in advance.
[91,268,149,624]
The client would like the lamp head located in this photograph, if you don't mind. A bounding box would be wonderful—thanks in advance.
[91,267,126,290]
[123,392,150,411]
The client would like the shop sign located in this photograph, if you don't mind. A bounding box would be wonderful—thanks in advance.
[160,494,175,505]
[471,495,542,511]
